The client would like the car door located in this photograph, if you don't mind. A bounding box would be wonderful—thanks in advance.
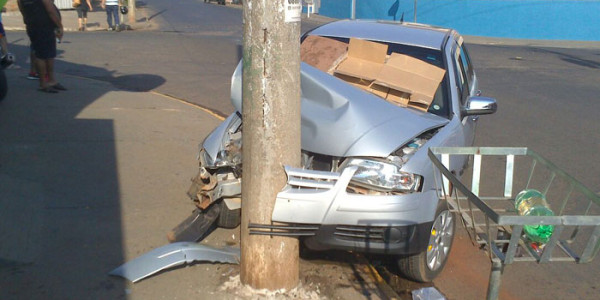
[452,37,478,147]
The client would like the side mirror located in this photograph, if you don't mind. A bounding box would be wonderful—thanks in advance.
[463,96,497,116]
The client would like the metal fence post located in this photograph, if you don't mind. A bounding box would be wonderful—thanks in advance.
[486,260,504,300]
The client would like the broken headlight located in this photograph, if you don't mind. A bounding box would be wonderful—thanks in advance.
[201,114,243,168]
[200,145,241,168]
[341,158,422,193]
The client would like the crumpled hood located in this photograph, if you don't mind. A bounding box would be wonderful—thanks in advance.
[230,61,448,157]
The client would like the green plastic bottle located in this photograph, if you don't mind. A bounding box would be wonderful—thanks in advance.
[514,189,555,244]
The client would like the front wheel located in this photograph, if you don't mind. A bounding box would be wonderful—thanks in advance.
[396,204,455,282]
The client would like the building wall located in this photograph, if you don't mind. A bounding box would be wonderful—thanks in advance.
[318,0,600,41]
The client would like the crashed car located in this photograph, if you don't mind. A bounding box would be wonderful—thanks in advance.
[176,20,497,282]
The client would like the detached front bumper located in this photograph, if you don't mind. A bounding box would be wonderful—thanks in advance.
[250,166,440,255]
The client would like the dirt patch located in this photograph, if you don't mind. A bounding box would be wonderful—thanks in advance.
[213,249,389,300]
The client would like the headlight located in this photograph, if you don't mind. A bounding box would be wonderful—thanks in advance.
[342,158,422,193]
[200,147,241,168]
[214,146,242,167]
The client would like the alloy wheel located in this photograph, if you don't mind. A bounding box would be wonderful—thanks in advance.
[426,210,454,271]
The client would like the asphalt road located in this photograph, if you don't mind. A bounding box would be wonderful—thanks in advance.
[5,1,599,299]
[464,43,600,300]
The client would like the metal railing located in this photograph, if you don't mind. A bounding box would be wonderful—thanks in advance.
[429,147,600,300]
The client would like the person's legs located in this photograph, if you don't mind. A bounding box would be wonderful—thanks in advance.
[106,5,121,29]
[0,22,8,56]
[34,57,63,90]
[0,35,8,57]
[33,56,47,88]
[113,6,120,26]
[106,6,114,29]
[29,27,60,90]
[77,8,84,31]
[27,46,39,79]
[45,58,55,85]
[82,10,88,30]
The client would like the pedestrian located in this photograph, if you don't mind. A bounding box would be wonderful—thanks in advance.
[0,0,14,68]
[101,0,120,31]
[76,0,93,31]
[17,0,67,93]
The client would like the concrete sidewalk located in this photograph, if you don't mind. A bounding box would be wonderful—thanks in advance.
[0,64,220,298]
[0,57,399,299]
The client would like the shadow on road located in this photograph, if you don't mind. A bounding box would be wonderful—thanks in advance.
[532,47,600,69]
[0,43,165,299]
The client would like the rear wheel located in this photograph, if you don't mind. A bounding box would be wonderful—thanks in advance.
[396,202,455,282]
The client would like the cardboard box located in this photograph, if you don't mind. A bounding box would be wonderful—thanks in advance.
[386,88,411,107]
[368,84,390,100]
[301,35,348,73]
[320,38,445,112]
[334,38,388,81]
[376,53,445,111]
[334,73,373,91]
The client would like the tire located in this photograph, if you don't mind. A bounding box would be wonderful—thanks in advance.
[217,200,241,228]
[0,70,7,101]
[396,201,455,282]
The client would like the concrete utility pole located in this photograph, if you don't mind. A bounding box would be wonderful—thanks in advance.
[240,0,302,291]
[128,0,135,24]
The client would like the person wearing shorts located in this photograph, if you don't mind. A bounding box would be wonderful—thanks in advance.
[17,0,66,92]
[76,0,93,31]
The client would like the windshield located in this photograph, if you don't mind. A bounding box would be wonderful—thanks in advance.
[301,35,450,119]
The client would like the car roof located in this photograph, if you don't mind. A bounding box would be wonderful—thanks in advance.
[307,20,453,51]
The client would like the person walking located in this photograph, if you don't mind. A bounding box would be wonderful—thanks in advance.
[76,0,93,31]
[101,0,120,31]
[17,0,67,93]
[0,0,14,68]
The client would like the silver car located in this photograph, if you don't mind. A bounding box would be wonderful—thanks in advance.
[180,20,497,282]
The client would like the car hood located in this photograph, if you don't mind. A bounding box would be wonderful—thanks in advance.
[230,61,448,157]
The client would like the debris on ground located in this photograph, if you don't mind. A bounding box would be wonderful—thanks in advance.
[219,275,325,300]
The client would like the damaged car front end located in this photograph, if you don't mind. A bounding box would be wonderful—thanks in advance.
[174,20,497,282]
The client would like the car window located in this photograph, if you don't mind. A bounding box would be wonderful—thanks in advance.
[460,45,475,86]
[454,48,468,103]
[455,44,475,105]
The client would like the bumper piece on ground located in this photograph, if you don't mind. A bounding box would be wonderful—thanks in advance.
[109,243,240,283]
